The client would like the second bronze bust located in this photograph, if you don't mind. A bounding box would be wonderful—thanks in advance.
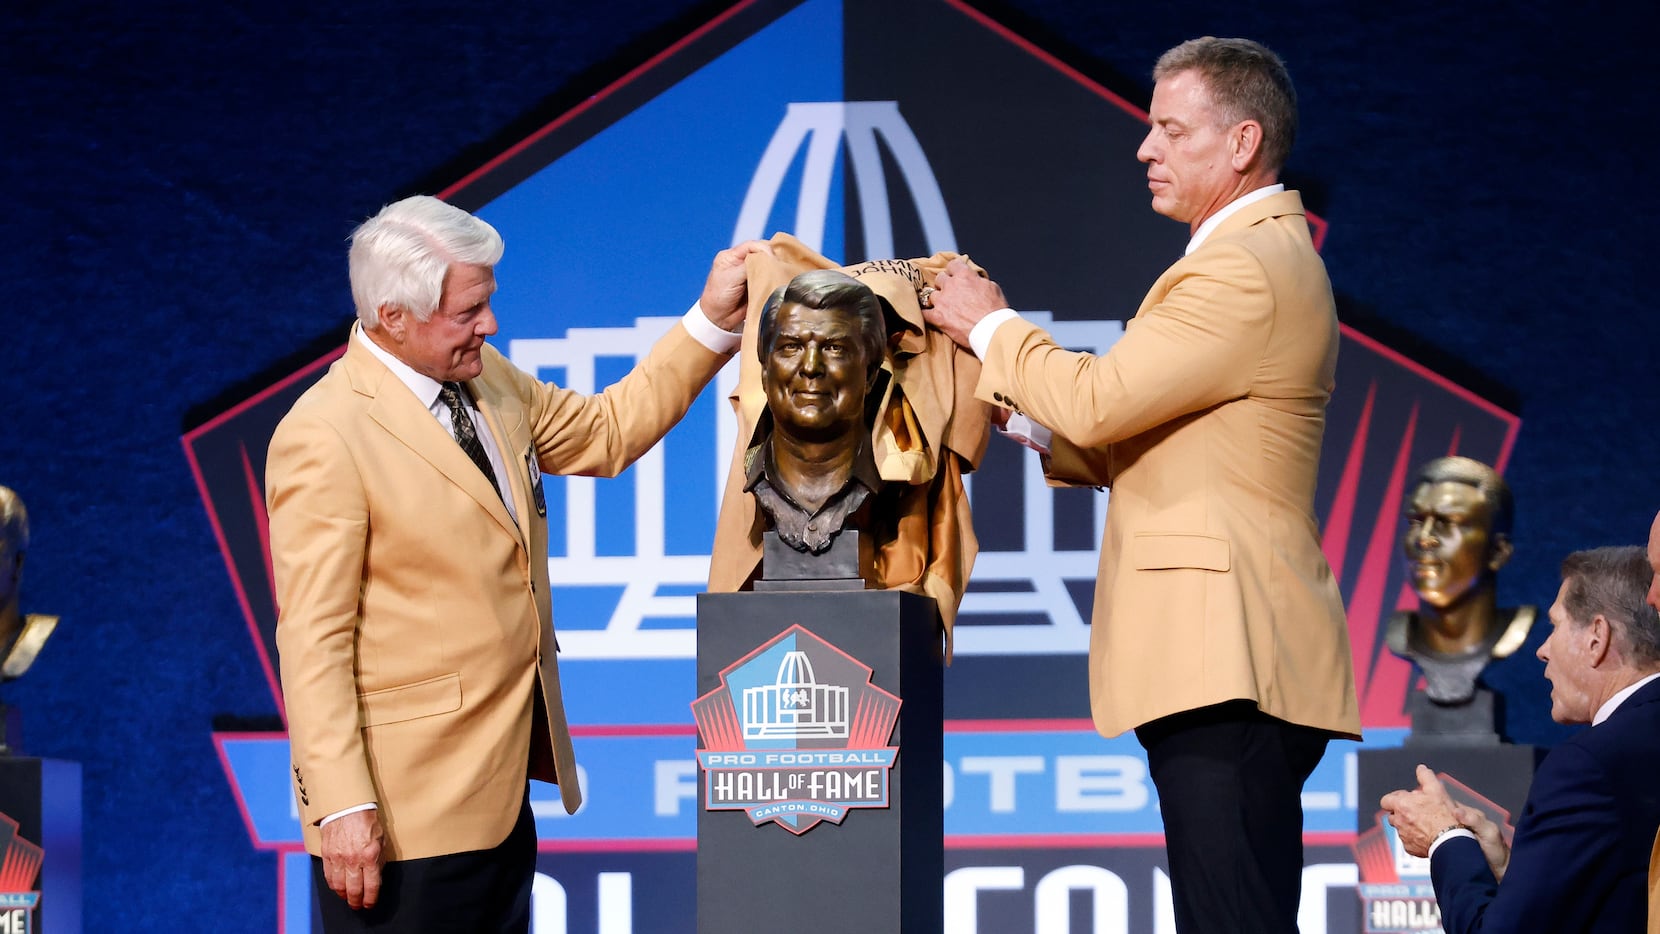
[1388,456,1534,708]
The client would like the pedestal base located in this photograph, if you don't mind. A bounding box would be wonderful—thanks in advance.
[695,589,942,934]
[1405,687,1501,747]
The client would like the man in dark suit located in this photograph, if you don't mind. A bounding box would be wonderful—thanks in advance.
[267,194,766,930]
[1381,544,1660,933]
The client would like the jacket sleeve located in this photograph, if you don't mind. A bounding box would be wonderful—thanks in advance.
[1042,436,1115,487]
[1431,743,1620,933]
[512,321,732,478]
[977,241,1273,449]
[267,410,380,825]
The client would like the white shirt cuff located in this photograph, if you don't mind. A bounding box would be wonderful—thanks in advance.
[684,303,742,354]
[1000,414,1053,454]
[1427,827,1477,860]
[968,308,1020,359]
[319,802,377,827]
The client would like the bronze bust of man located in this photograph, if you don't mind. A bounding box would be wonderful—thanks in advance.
[744,269,888,577]
[708,236,994,651]
[0,486,57,685]
[1387,456,1534,707]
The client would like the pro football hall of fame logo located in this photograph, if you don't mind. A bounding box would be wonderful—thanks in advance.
[0,813,42,934]
[692,625,901,834]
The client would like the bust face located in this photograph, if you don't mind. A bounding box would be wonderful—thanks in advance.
[763,302,871,442]
[1402,480,1498,609]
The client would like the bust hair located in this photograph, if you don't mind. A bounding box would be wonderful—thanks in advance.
[1154,36,1298,174]
[757,269,887,379]
[1414,456,1514,540]
[1559,545,1660,667]
[348,195,504,328]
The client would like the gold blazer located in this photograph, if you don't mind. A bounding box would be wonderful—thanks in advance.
[267,323,729,859]
[978,191,1361,739]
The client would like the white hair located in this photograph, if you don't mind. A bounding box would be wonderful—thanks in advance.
[347,195,504,327]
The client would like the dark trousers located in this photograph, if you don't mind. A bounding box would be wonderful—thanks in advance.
[1135,701,1330,934]
[312,794,537,934]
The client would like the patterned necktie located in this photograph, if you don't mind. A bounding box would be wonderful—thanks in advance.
[438,382,502,501]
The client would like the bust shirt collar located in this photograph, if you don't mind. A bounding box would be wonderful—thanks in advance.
[743,421,883,503]
[353,321,444,410]
[1185,183,1286,255]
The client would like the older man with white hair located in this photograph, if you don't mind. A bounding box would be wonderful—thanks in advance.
[267,194,767,931]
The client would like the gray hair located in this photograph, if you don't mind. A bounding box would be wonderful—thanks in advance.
[348,195,504,327]
[1560,546,1660,667]
[1154,37,1298,173]
[757,269,886,380]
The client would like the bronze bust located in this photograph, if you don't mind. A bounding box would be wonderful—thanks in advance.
[1387,457,1534,707]
[744,269,888,573]
[0,486,57,685]
[708,236,996,651]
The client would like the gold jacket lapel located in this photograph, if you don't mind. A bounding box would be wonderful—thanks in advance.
[343,339,522,542]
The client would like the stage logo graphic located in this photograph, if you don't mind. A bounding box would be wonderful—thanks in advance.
[692,624,899,834]
[0,813,42,933]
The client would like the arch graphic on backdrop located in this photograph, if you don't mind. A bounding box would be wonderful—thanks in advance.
[733,101,957,256]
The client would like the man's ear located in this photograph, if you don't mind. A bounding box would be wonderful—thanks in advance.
[1488,533,1515,573]
[1587,614,1612,667]
[378,304,407,341]
[1229,120,1264,173]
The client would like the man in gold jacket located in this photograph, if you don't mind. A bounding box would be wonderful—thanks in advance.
[926,38,1359,934]
[266,194,765,930]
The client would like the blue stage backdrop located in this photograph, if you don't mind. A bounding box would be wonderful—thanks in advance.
[5,0,1656,930]
[168,1,1609,930]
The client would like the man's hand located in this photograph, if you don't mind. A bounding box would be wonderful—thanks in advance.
[699,240,774,331]
[1379,764,1463,858]
[1453,802,1511,881]
[922,258,1009,349]
[320,809,386,910]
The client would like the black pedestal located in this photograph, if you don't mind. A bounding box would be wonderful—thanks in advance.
[0,757,82,933]
[694,589,943,934]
